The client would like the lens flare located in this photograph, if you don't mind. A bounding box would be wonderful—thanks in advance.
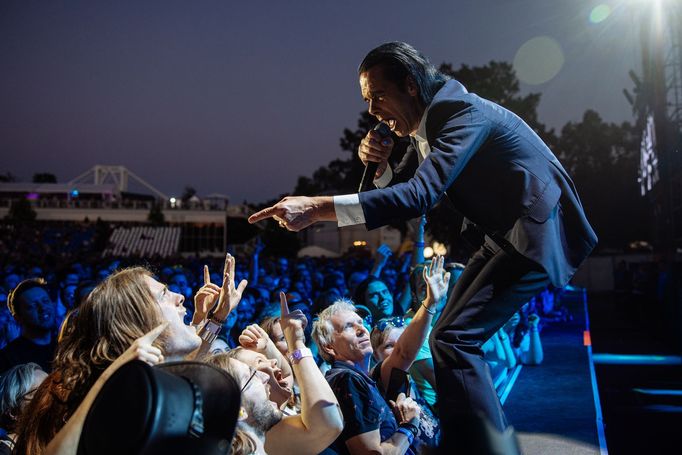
[513,36,564,85]
[589,5,611,24]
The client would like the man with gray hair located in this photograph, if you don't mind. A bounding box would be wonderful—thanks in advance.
[312,258,445,455]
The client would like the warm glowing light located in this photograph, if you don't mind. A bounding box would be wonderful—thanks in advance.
[432,242,448,256]
[513,36,564,85]
[353,240,367,247]
[423,246,434,259]
[589,4,611,23]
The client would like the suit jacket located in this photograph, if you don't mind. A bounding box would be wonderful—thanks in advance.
[358,80,597,287]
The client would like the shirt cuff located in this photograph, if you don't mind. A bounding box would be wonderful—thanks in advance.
[373,166,393,189]
[333,194,366,227]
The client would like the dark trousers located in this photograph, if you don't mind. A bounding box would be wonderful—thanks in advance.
[429,241,550,450]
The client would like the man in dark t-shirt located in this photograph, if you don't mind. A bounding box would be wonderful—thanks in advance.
[312,301,421,455]
[0,279,57,374]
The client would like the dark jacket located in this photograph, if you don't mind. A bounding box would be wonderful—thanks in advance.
[358,80,597,287]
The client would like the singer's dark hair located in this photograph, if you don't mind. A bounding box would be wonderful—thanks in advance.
[359,42,449,106]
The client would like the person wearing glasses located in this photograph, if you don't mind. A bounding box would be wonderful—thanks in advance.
[208,292,343,455]
[370,316,440,449]
[311,256,448,455]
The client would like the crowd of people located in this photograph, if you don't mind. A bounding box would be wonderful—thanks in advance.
[0,218,564,455]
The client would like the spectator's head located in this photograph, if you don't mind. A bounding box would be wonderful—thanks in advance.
[207,354,283,437]
[312,300,372,364]
[169,272,192,300]
[347,271,368,296]
[0,302,20,349]
[0,363,47,434]
[59,284,78,310]
[225,347,292,407]
[409,263,428,305]
[323,271,347,297]
[260,316,287,358]
[74,280,97,308]
[3,273,21,293]
[63,273,79,287]
[27,266,43,279]
[359,42,449,122]
[370,317,407,363]
[276,257,289,275]
[8,278,55,338]
[353,277,394,320]
[62,267,201,367]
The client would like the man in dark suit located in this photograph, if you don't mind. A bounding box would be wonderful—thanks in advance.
[250,42,597,451]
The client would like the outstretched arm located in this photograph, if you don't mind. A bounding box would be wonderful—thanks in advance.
[380,256,450,388]
[265,293,343,455]
[248,196,336,231]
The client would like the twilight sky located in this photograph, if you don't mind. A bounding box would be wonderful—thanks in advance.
[0,0,644,203]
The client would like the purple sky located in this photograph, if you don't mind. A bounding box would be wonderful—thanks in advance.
[0,1,643,203]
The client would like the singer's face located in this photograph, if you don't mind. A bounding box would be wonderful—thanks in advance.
[360,65,424,137]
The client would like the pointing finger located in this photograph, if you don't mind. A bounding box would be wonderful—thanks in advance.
[248,206,282,224]
[279,291,290,316]
[204,265,210,285]
[140,322,168,342]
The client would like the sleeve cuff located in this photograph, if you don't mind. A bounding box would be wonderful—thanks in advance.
[333,194,366,227]
[373,166,393,189]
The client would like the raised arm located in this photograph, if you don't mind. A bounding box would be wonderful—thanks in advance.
[239,323,293,386]
[380,256,449,386]
[265,292,343,455]
[193,253,247,360]
[370,244,393,278]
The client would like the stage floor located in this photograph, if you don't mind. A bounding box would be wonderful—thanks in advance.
[503,292,603,454]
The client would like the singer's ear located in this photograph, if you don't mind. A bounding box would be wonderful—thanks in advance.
[405,75,419,97]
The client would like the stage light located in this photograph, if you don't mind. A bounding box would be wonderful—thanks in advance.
[352,240,367,247]
[70,189,79,197]
[423,246,434,259]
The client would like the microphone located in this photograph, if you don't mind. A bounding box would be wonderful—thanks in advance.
[358,122,391,193]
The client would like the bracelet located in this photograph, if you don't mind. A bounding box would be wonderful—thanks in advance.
[197,319,222,345]
[395,427,415,445]
[421,302,435,315]
[287,347,313,364]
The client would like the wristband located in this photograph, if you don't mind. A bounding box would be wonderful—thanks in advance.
[198,318,222,345]
[287,347,313,364]
[421,302,436,315]
[398,416,420,441]
[395,427,415,445]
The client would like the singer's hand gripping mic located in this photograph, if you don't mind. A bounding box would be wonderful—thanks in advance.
[358,122,392,193]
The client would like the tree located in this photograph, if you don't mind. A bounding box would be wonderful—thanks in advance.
[0,172,16,183]
[555,110,650,249]
[32,173,57,183]
[6,198,36,222]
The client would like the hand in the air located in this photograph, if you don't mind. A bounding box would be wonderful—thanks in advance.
[192,265,222,325]
[423,255,450,308]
